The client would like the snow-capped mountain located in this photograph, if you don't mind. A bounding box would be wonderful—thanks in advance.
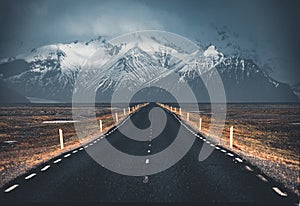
[0,35,298,103]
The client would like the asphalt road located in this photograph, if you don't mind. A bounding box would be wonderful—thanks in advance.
[0,103,298,204]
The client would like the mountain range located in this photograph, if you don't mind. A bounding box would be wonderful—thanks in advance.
[0,35,298,103]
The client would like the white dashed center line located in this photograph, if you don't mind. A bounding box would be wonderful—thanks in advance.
[4,184,19,193]
[25,173,36,180]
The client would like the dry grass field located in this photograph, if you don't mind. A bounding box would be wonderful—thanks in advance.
[166,103,300,196]
[0,104,133,188]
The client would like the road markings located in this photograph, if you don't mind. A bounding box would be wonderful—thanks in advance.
[227,153,234,157]
[173,108,271,188]
[272,187,288,197]
[245,165,253,172]
[72,150,78,154]
[53,158,62,164]
[257,174,268,182]
[25,173,36,180]
[41,165,50,172]
[145,159,150,164]
[4,184,19,193]
[143,176,149,184]
[235,157,243,163]
[64,153,71,158]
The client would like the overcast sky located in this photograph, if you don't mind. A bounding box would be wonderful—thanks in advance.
[0,0,299,85]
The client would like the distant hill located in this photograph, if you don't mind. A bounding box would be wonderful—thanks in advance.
[0,34,298,103]
[0,80,29,103]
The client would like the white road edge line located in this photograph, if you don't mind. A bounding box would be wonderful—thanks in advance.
[235,157,243,163]
[25,173,36,180]
[64,153,71,158]
[227,153,234,157]
[53,159,62,164]
[257,174,268,182]
[4,184,19,193]
[272,187,288,197]
[41,165,50,172]
[245,165,253,172]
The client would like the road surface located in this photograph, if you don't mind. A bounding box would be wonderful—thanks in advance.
[0,103,298,204]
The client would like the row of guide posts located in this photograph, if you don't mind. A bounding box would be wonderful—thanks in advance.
[161,103,234,150]
[58,104,143,150]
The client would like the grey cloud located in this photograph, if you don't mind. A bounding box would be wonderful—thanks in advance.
[0,0,299,85]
